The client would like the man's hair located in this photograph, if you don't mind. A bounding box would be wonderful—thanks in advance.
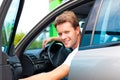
[54,11,79,29]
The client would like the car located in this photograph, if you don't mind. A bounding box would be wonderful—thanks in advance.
[0,0,120,80]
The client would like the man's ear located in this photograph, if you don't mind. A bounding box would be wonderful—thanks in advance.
[76,26,80,34]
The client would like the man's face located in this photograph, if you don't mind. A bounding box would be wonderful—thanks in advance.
[56,22,80,49]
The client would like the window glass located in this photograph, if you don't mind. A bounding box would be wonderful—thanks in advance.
[93,0,120,45]
[0,0,3,7]
[25,19,85,54]
[24,1,95,54]
[24,24,51,55]
[2,0,20,53]
[28,26,50,50]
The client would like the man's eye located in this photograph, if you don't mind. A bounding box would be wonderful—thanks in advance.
[65,31,69,34]
[58,33,62,36]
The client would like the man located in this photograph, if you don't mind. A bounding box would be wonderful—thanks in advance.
[19,10,81,80]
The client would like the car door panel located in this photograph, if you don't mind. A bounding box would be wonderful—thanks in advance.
[0,0,13,80]
[69,45,120,80]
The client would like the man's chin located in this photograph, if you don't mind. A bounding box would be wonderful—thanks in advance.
[64,45,71,48]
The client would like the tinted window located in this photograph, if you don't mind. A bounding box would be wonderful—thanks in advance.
[93,0,120,45]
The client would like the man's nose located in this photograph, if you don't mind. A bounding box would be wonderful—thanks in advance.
[61,34,66,39]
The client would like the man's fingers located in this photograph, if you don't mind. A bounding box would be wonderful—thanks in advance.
[42,40,47,48]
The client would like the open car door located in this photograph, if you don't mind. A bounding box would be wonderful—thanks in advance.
[0,0,24,80]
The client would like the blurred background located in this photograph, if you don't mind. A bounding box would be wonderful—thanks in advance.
[14,0,69,46]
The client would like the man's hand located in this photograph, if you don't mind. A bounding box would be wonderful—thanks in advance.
[42,37,61,48]
[42,38,53,48]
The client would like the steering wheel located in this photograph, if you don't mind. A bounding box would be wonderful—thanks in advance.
[47,41,72,68]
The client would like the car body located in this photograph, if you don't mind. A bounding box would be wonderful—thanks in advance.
[0,0,120,80]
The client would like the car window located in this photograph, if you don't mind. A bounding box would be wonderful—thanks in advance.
[24,1,95,54]
[28,26,50,50]
[2,0,20,53]
[24,19,87,56]
[92,0,120,45]
[0,0,3,7]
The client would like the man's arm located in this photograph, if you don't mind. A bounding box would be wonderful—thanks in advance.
[42,37,61,48]
[19,64,69,80]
